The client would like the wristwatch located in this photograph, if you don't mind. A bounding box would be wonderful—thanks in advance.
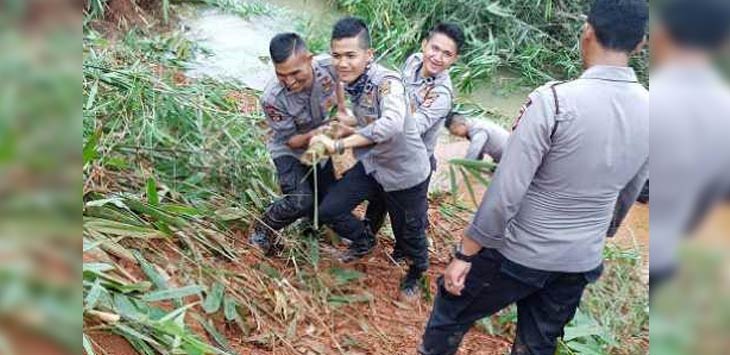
[453,243,476,263]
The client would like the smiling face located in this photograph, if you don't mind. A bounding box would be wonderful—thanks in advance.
[273,50,314,93]
[421,33,459,77]
[330,36,373,84]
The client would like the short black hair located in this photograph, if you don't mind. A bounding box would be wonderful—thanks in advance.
[587,0,649,52]
[331,16,371,49]
[269,32,307,64]
[427,22,466,54]
[445,111,466,128]
[658,0,730,50]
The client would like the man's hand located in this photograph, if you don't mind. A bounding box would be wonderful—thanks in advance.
[309,134,336,154]
[443,258,472,296]
[286,131,316,150]
[336,111,358,126]
[331,122,356,138]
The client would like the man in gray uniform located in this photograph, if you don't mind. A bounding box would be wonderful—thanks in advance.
[650,0,730,291]
[310,17,431,297]
[366,22,465,262]
[250,33,338,255]
[419,0,649,354]
[445,112,510,163]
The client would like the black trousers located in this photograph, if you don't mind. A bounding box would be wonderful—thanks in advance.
[263,156,336,230]
[364,155,436,246]
[420,248,603,355]
[318,161,430,269]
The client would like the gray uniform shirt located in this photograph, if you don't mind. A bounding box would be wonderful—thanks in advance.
[650,64,730,273]
[402,53,454,158]
[467,66,649,272]
[260,55,338,160]
[348,63,431,192]
[465,119,510,162]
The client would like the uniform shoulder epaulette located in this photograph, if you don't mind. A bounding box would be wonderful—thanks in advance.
[512,80,565,131]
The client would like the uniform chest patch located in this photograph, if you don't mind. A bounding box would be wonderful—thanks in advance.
[264,104,282,122]
[320,75,333,93]
[512,98,532,131]
[422,90,439,108]
[378,80,391,97]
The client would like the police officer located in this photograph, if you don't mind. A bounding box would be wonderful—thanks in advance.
[444,112,510,163]
[650,0,730,291]
[249,33,338,255]
[310,17,431,297]
[419,0,649,353]
[365,22,465,262]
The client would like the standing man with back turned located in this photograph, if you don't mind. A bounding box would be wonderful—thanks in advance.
[419,0,649,353]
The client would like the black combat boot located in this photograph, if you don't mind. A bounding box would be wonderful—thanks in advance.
[400,266,426,298]
[249,217,282,256]
[390,247,406,263]
[338,224,377,263]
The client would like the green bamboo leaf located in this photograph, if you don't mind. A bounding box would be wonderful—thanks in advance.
[449,158,497,172]
[160,204,204,217]
[133,250,168,290]
[83,129,101,165]
[192,313,234,354]
[223,296,248,335]
[157,302,197,323]
[142,285,203,302]
[222,296,238,321]
[85,80,99,110]
[257,262,281,280]
[449,164,458,203]
[214,207,247,221]
[459,167,478,207]
[113,294,144,321]
[84,279,105,310]
[84,217,166,239]
[83,262,115,275]
[162,0,170,24]
[82,333,96,355]
[202,282,225,314]
[107,280,152,294]
[464,166,491,188]
[124,198,187,228]
[115,323,161,349]
[329,267,364,286]
[146,177,159,206]
[327,292,373,306]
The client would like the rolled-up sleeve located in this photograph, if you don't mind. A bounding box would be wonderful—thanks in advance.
[413,86,452,135]
[357,78,406,143]
[466,131,488,160]
[466,90,554,248]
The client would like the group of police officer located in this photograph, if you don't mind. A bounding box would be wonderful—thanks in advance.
[249,0,652,353]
